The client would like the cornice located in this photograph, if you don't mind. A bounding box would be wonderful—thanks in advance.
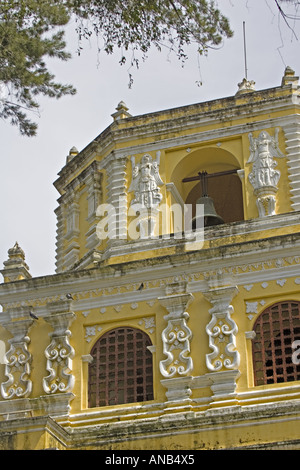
[53,86,300,191]
[1,222,300,310]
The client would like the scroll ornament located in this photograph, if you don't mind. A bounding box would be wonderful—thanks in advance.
[1,319,33,399]
[203,287,240,372]
[159,293,193,378]
[43,312,75,394]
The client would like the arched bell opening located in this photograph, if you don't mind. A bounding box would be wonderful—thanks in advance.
[170,147,244,227]
[186,170,244,226]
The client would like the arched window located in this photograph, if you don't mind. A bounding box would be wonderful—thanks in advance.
[252,301,300,386]
[88,327,154,407]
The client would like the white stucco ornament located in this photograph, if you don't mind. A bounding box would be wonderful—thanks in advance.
[129,152,164,237]
[247,129,285,217]
[129,152,163,209]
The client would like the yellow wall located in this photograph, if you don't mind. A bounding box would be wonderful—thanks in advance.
[1,78,300,449]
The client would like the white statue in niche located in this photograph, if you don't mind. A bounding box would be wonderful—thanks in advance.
[247,129,285,217]
[129,152,163,209]
[129,152,164,238]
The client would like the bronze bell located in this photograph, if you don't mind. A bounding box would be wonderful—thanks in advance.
[192,171,224,228]
[192,195,224,228]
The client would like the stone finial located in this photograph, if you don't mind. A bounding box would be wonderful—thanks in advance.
[236,78,256,95]
[1,242,31,283]
[66,146,79,163]
[111,101,131,121]
[281,66,299,89]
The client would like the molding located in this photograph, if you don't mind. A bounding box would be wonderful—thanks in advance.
[5,396,298,449]
[1,224,300,311]
[54,87,299,193]
[165,182,185,208]
[0,393,74,421]
[105,113,300,162]
[81,354,93,363]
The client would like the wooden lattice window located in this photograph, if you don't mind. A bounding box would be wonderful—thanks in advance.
[88,327,154,407]
[252,301,300,386]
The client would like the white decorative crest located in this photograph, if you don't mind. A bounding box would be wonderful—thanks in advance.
[237,78,256,94]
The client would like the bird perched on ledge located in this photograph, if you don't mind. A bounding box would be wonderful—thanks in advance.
[29,311,38,320]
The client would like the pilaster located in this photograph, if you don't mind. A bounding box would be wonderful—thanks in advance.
[43,301,75,394]
[283,118,300,212]
[203,286,239,372]
[55,204,65,273]
[158,282,194,387]
[85,163,103,252]
[0,307,34,400]
[104,155,128,242]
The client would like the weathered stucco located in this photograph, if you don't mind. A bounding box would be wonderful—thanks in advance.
[1,68,300,449]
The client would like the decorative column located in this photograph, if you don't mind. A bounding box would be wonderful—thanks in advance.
[54,204,65,273]
[104,155,128,242]
[85,162,103,252]
[43,301,75,394]
[203,286,240,405]
[281,65,300,201]
[63,191,80,269]
[247,129,284,217]
[203,286,239,371]
[159,282,194,402]
[0,307,33,399]
[282,116,300,212]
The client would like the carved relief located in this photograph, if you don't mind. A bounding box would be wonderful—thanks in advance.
[247,129,284,217]
[1,319,33,399]
[138,316,156,333]
[43,307,75,394]
[203,287,239,372]
[159,292,193,378]
[85,325,102,343]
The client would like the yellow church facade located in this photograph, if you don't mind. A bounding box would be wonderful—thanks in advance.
[0,67,300,450]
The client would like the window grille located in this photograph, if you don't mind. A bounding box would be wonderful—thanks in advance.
[252,301,300,386]
[88,327,154,407]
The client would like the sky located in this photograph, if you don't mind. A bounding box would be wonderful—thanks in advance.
[1,0,300,278]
